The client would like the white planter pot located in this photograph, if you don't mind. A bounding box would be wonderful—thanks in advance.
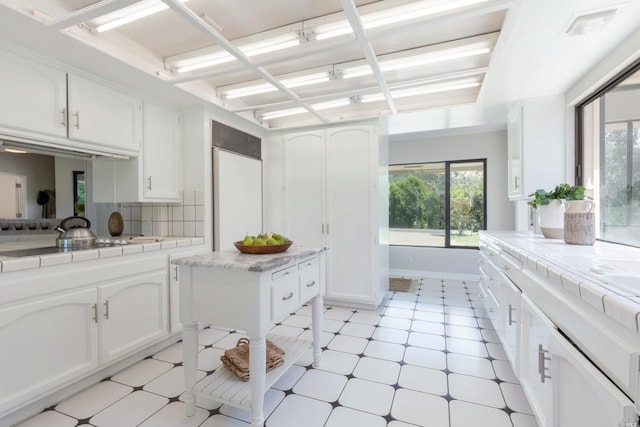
[537,199,565,239]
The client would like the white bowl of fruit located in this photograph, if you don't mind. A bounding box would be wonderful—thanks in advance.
[234,233,292,254]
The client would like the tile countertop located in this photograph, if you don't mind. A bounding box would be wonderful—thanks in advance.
[172,245,326,273]
[482,230,640,333]
[0,237,206,273]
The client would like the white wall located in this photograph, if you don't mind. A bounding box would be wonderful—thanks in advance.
[388,129,513,275]
[0,152,54,219]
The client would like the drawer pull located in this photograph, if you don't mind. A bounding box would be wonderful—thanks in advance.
[282,292,294,301]
[306,280,316,288]
[104,300,110,319]
[92,304,98,323]
[508,304,516,326]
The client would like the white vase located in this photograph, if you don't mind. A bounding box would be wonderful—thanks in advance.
[537,199,565,239]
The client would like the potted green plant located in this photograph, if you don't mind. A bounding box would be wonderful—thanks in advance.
[527,184,587,239]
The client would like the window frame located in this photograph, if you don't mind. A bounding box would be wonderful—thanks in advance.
[389,158,487,249]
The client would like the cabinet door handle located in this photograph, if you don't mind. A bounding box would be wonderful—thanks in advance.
[514,176,520,189]
[502,264,510,271]
[147,176,152,190]
[104,300,110,319]
[508,304,515,326]
[538,344,551,383]
[282,292,294,301]
[61,108,67,127]
[326,223,330,234]
[306,280,316,288]
[322,223,325,234]
[92,303,98,323]
[74,111,80,129]
[173,266,179,281]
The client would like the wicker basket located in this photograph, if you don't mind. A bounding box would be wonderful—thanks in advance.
[220,338,285,381]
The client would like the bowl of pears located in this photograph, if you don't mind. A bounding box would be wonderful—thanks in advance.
[234,232,292,254]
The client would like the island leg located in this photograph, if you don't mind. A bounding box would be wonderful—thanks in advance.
[311,295,323,367]
[182,321,199,416]
[249,336,266,426]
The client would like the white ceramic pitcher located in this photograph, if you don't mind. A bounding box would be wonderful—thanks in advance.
[565,200,595,214]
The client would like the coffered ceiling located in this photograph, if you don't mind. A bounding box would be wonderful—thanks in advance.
[0,0,639,131]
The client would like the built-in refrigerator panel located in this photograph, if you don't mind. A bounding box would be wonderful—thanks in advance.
[212,147,263,251]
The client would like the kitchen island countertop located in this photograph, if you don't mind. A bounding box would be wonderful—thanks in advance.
[171,245,327,272]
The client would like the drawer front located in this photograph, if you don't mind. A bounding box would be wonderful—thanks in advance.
[299,257,320,302]
[271,265,300,322]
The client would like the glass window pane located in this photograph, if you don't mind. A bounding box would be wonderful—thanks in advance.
[389,162,445,247]
[450,161,485,247]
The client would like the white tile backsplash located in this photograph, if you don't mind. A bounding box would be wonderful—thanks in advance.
[96,190,205,238]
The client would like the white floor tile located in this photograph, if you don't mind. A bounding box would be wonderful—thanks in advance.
[320,318,346,333]
[200,414,250,426]
[178,391,223,411]
[272,364,306,390]
[153,342,187,363]
[397,364,447,396]
[353,357,401,385]
[446,337,489,357]
[16,410,77,427]
[403,346,447,370]
[199,328,231,346]
[324,406,387,427]
[280,314,313,328]
[448,373,505,408]
[444,306,476,317]
[270,324,304,338]
[407,331,446,350]
[512,412,540,427]
[111,358,174,387]
[412,310,445,323]
[482,329,501,343]
[293,369,348,401]
[323,307,354,321]
[486,342,508,360]
[89,390,168,427]
[314,349,360,375]
[327,334,368,354]
[501,382,534,414]
[138,401,209,427]
[378,316,412,330]
[220,389,285,423]
[388,299,416,310]
[388,421,420,427]
[384,307,414,319]
[266,394,332,427]
[339,322,375,338]
[363,340,406,361]
[390,388,449,426]
[211,333,249,350]
[198,347,225,372]
[339,378,394,416]
[55,381,132,419]
[445,314,479,327]
[449,399,512,427]
[445,324,483,341]
[143,366,205,398]
[298,329,334,347]
[372,326,408,344]
[477,317,495,330]
[493,359,519,383]
[349,311,382,325]
[411,319,445,335]
[447,353,496,379]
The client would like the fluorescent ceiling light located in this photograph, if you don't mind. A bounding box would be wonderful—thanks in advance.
[223,72,330,99]
[260,107,307,121]
[94,0,190,33]
[315,0,492,40]
[392,80,480,98]
[342,44,491,79]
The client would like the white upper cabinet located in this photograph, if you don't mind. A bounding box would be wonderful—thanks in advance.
[507,95,565,200]
[265,123,388,307]
[67,74,142,154]
[0,50,67,138]
[92,102,181,203]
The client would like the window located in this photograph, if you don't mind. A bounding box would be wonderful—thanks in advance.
[577,58,640,247]
[389,159,486,248]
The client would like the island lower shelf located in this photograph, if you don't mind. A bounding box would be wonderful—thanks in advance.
[192,334,311,409]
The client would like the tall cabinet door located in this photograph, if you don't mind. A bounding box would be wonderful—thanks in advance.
[325,125,376,303]
[283,130,325,247]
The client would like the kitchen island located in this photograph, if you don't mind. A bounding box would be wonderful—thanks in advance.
[172,246,326,426]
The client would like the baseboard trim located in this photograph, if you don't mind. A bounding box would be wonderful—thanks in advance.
[390,268,479,282]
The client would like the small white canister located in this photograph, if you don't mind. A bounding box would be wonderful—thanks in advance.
[564,200,596,245]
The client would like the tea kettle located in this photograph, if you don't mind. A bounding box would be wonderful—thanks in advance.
[55,216,97,248]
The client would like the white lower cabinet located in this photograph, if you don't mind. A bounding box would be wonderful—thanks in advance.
[99,270,168,363]
[480,233,638,427]
[0,288,99,415]
[519,295,554,427]
[0,265,171,420]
